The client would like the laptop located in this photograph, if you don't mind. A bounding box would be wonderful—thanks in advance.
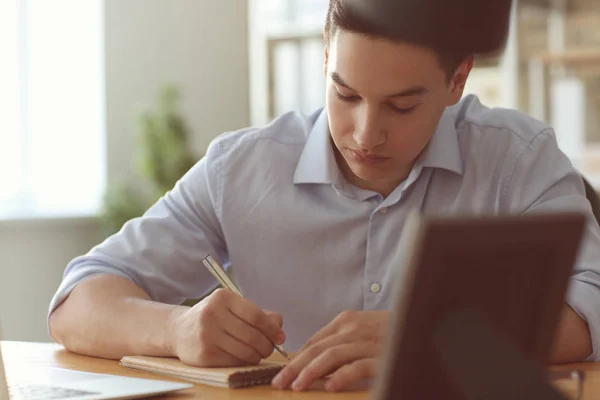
[0,330,193,400]
[372,211,587,400]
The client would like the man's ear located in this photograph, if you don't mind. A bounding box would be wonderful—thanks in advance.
[323,45,330,78]
[448,56,474,105]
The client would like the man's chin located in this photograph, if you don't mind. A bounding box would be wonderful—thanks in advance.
[349,166,388,184]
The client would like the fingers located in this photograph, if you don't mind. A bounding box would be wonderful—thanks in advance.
[217,306,276,359]
[264,310,284,328]
[325,358,377,392]
[177,289,286,367]
[212,329,264,365]
[291,344,371,391]
[177,323,249,367]
[221,290,286,345]
[273,337,380,391]
[299,322,336,353]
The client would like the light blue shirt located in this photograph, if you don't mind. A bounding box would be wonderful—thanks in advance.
[49,95,600,357]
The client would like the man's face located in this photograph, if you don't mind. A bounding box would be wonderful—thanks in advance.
[325,30,471,196]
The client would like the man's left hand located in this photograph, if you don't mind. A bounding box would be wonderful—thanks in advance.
[271,310,389,392]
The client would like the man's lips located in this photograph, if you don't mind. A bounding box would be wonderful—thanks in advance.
[349,149,390,165]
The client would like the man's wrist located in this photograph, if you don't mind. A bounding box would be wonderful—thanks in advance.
[165,305,189,357]
[127,300,189,358]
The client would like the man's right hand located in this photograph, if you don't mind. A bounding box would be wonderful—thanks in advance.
[170,288,286,367]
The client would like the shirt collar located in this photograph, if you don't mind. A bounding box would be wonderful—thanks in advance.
[293,109,343,186]
[415,107,464,175]
[293,107,464,186]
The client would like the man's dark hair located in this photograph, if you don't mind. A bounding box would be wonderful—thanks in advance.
[324,0,510,81]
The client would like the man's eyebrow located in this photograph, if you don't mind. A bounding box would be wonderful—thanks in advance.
[387,86,429,98]
[330,71,429,98]
[331,71,353,90]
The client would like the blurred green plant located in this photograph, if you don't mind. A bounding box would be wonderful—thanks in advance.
[100,84,200,237]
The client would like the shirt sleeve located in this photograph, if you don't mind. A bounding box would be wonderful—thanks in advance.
[504,129,600,361]
[48,138,229,319]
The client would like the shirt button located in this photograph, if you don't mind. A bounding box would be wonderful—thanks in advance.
[380,207,388,214]
[370,282,381,293]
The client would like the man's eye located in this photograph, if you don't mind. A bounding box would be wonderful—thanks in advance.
[390,104,417,115]
[334,89,360,103]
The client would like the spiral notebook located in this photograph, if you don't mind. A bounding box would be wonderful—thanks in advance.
[120,355,287,389]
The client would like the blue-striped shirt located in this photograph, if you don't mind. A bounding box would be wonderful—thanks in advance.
[49,95,600,357]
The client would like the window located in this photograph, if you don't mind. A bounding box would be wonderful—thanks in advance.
[515,0,600,184]
[0,0,105,219]
[251,1,600,188]
[0,1,21,205]
[249,0,328,126]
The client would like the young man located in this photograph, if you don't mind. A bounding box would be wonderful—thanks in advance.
[49,0,600,393]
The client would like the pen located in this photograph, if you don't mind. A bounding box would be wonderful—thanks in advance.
[202,255,291,361]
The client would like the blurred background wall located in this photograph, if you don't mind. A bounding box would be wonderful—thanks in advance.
[0,0,249,341]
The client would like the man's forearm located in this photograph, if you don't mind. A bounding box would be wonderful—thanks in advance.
[549,304,593,364]
[49,274,188,360]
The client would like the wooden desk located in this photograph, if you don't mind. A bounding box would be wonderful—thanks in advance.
[1,341,366,399]
[3,341,600,399]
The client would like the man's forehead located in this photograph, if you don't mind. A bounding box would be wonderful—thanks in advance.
[328,32,445,86]
[330,31,439,62]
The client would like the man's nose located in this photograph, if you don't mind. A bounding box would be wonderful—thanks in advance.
[353,107,385,150]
